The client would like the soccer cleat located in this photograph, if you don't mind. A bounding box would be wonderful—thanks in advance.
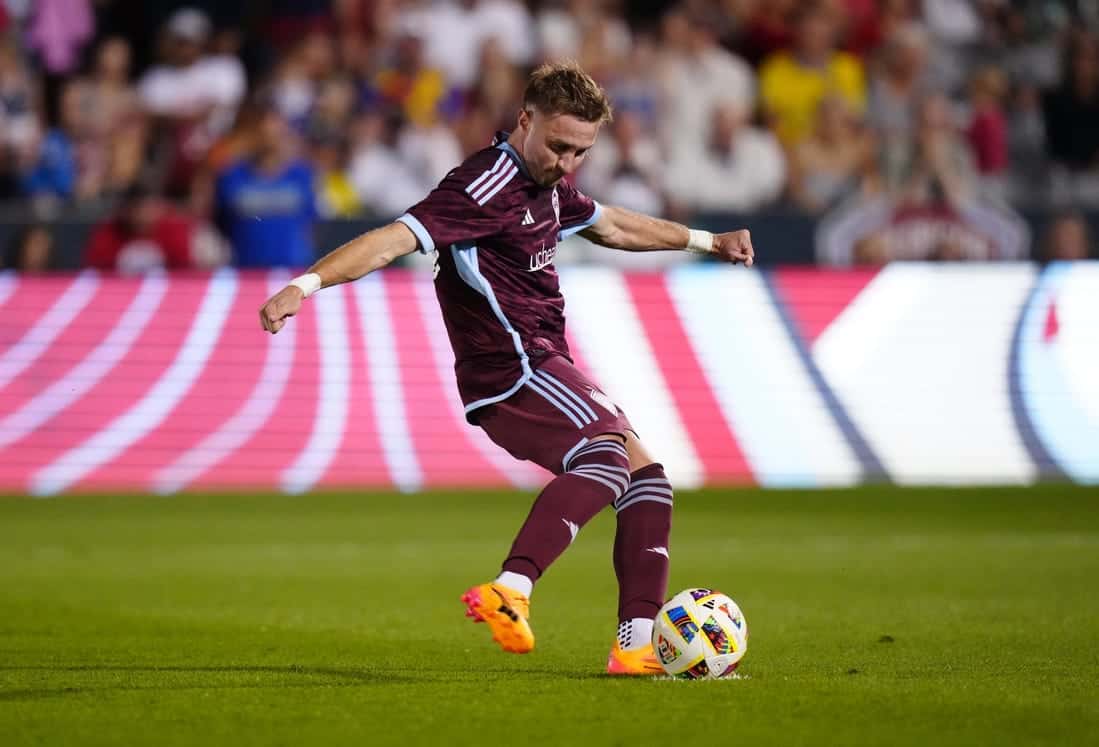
[461,582,535,654]
[606,640,663,676]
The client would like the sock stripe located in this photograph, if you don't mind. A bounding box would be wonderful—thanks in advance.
[623,478,671,490]
[616,484,673,507]
[615,493,674,513]
[566,443,628,471]
[573,470,627,496]
[572,466,629,494]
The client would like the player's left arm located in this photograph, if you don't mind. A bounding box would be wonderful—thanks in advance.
[580,205,755,266]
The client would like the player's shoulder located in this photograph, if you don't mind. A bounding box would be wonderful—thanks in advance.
[442,144,525,210]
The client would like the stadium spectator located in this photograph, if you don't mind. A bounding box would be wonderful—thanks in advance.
[536,0,631,73]
[309,133,359,218]
[2,224,54,272]
[0,38,41,199]
[866,22,930,141]
[735,0,797,67]
[664,100,786,214]
[73,37,146,198]
[213,105,318,267]
[789,95,879,213]
[349,110,429,216]
[86,183,226,273]
[579,110,663,215]
[368,30,454,128]
[1042,31,1099,171]
[658,6,754,159]
[965,66,1009,203]
[269,30,338,128]
[759,1,866,147]
[139,8,246,194]
[26,0,94,76]
[884,92,975,207]
[1041,211,1093,260]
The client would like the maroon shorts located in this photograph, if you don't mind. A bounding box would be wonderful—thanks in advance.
[476,355,634,476]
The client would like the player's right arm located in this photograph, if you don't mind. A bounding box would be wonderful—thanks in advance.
[259,221,418,334]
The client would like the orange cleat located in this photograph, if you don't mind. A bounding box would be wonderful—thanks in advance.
[606,640,663,676]
[461,582,535,654]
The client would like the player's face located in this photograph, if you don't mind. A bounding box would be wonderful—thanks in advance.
[515,108,600,188]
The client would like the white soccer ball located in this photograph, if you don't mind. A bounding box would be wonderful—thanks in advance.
[652,588,748,679]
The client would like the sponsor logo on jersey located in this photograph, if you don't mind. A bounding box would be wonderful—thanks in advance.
[522,208,535,226]
[528,242,557,272]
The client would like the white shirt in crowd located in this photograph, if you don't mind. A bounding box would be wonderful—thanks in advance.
[664,128,786,213]
[138,54,246,132]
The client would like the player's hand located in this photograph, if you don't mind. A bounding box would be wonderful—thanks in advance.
[259,286,304,334]
[713,230,755,267]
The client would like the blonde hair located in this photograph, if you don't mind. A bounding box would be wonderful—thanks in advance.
[522,60,613,124]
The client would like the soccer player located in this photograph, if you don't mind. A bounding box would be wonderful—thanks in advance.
[259,61,754,675]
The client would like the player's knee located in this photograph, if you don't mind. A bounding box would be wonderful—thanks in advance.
[620,430,658,473]
[565,438,631,501]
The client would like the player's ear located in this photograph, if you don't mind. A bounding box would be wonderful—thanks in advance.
[517,108,532,133]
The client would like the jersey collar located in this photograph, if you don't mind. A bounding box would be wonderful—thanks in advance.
[492,131,534,183]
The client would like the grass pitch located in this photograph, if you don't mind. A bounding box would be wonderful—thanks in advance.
[1,485,1097,746]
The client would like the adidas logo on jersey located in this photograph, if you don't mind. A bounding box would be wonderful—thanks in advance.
[522,208,535,226]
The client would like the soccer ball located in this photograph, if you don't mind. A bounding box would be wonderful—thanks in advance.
[652,588,748,679]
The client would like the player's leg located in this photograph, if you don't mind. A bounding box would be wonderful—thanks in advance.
[461,434,630,654]
[607,430,672,675]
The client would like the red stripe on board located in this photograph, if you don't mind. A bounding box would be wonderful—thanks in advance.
[0,274,81,357]
[0,275,191,491]
[625,273,752,483]
[770,268,878,346]
[0,280,132,421]
[316,284,390,488]
[74,274,264,490]
[195,282,318,490]
[385,272,507,487]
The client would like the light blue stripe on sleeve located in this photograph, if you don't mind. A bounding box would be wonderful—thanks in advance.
[396,213,435,254]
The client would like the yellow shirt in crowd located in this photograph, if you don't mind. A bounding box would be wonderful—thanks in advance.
[759,51,866,146]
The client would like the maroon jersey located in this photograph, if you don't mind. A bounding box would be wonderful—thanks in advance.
[397,132,601,422]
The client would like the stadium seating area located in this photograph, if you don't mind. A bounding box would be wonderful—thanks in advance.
[1,0,1098,270]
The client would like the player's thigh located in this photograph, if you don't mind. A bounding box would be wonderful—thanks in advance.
[590,430,656,473]
[477,356,634,475]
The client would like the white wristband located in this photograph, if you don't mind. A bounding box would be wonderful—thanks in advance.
[289,272,322,298]
[686,229,715,254]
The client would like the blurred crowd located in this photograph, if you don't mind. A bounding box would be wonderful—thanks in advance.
[2,0,1098,272]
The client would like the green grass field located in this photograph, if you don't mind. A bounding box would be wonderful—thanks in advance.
[1,486,1097,746]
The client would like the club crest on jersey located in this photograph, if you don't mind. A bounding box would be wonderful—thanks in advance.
[529,242,557,272]
[551,188,560,223]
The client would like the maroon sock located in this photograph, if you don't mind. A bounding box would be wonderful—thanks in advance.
[502,439,630,582]
[613,463,673,621]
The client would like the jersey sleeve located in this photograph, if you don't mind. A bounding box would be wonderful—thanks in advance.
[555,179,603,239]
[397,166,506,254]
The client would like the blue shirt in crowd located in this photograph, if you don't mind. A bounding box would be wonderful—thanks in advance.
[215,159,318,268]
[21,130,75,199]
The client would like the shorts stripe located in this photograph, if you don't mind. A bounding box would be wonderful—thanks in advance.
[528,374,595,426]
[533,370,599,423]
[525,378,587,428]
[465,153,509,195]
